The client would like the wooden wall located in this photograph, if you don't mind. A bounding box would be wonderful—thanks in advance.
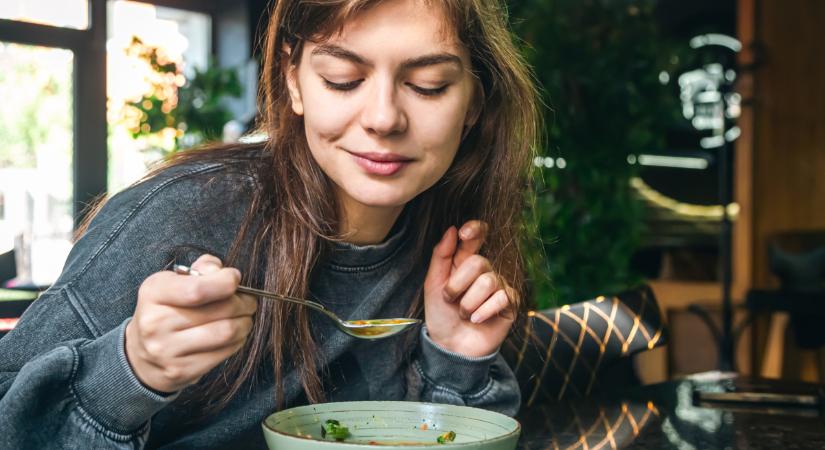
[736,0,825,291]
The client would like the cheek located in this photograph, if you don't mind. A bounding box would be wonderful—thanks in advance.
[299,73,355,142]
[302,95,352,142]
[414,102,466,165]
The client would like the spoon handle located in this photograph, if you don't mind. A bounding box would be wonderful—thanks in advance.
[235,285,332,316]
[172,265,336,320]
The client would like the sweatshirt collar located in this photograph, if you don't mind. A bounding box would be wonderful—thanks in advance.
[324,209,412,272]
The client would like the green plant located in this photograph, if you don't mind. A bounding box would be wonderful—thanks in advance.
[512,0,687,307]
[124,37,241,152]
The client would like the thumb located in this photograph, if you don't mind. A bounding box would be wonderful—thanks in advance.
[424,226,458,292]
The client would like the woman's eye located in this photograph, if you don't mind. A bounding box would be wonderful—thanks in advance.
[408,83,449,97]
[323,79,363,91]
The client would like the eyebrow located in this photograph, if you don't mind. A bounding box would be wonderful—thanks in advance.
[310,44,464,70]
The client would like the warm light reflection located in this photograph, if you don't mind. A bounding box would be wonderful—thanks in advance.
[630,177,739,220]
[522,401,660,450]
[106,0,210,193]
[107,1,188,157]
[107,2,189,105]
[0,318,20,332]
[0,0,89,30]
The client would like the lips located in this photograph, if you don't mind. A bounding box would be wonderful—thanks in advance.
[348,151,413,176]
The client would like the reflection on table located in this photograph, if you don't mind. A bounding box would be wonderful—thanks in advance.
[517,373,825,450]
[518,400,659,449]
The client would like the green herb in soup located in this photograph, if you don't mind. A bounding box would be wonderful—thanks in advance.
[321,419,350,441]
[437,430,456,444]
[318,418,454,445]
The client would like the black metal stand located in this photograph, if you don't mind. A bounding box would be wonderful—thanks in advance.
[676,34,742,373]
[687,86,736,372]
[718,139,735,371]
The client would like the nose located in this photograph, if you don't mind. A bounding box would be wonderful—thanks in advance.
[359,79,407,137]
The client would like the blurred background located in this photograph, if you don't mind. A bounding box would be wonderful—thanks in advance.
[0,0,823,386]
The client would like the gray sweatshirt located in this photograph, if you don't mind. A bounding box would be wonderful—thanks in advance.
[0,159,520,449]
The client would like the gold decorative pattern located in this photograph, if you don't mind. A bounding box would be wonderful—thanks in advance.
[503,286,667,406]
[518,401,660,450]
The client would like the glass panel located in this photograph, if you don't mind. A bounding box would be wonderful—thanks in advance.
[0,43,74,287]
[0,0,89,30]
[106,0,212,193]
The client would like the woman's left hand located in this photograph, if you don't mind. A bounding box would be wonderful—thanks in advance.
[423,220,517,357]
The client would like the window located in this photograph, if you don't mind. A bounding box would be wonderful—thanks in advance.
[0,0,229,287]
[0,0,89,30]
[107,0,212,192]
[0,0,106,287]
[0,43,75,285]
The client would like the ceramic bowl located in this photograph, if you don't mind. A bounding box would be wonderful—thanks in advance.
[262,401,520,449]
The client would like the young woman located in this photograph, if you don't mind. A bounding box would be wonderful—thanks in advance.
[0,0,539,448]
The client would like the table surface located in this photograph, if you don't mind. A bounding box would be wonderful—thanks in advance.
[516,372,825,450]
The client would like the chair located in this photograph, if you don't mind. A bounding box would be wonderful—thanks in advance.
[767,235,825,348]
[0,249,15,286]
[747,230,825,380]
[502,285,667,407]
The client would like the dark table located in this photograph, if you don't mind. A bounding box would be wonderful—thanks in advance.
[516,373,825,450]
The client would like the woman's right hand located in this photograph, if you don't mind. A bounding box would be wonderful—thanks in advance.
[125,254,257,393]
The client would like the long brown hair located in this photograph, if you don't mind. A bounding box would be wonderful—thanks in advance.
[79,0,540,413]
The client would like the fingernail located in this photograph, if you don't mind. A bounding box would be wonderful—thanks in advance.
[460,226,475,240]
[470,313,482,323]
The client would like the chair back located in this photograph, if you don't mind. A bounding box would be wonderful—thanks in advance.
[768,230,825,292]
[0,249,15,286]
[766,230,825,348]
[502,285,666,406]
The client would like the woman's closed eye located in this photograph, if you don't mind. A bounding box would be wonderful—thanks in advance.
[407,83,449,97]
[323,78,363,92]
[321,77,449,97]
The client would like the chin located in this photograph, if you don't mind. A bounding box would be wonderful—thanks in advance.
[344,184,417,208]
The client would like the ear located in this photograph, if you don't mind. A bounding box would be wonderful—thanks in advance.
[286,66,304,116]
[283,45,304,116]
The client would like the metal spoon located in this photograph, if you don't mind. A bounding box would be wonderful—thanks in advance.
[172,264,420,340]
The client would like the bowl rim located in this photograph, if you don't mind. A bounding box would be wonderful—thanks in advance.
[261,400,522,448]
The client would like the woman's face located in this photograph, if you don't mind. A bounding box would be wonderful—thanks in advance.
[287,0,478,214]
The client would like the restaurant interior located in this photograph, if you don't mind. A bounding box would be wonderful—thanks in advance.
[1,0,824,448]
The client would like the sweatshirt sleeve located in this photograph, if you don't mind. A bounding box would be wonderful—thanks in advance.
[404,326,521,417]
[0,288,177,449]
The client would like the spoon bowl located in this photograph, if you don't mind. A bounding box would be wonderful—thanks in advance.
[172,265,421,339]
[342,318,421,339]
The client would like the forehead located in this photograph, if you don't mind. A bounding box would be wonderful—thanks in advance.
[312,0,460,51]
